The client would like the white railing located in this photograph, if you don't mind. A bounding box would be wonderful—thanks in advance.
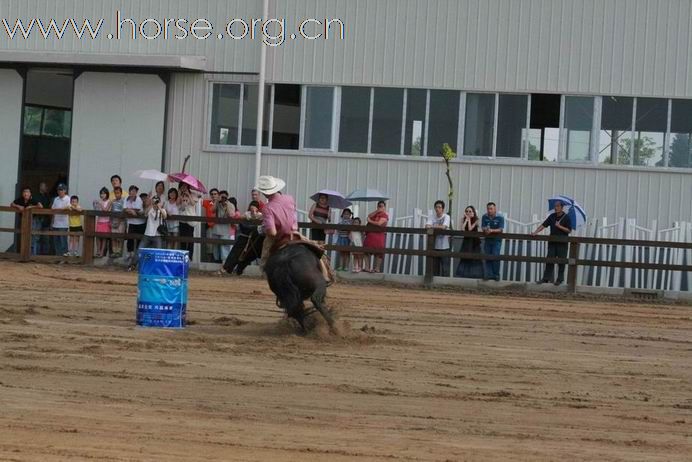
[300,206,690,292]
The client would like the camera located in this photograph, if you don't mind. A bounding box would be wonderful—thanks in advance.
[153,197,160,205]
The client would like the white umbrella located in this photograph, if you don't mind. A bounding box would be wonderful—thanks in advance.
[133,169,169,182]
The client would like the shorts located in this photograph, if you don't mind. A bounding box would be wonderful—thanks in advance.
[111,221,125,234]
[336,236,350,247]
[69,226,83,233]
[96,222,110,234]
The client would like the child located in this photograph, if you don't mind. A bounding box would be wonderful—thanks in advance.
[67,195,83,257]
[336,208,353,271]
[110,187,125,258]
[350,217,365,273]
[93,187,111,258]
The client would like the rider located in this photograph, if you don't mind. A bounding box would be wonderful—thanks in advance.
[256,175,334,284]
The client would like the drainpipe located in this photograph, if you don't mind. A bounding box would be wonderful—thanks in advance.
[254,0,270,186]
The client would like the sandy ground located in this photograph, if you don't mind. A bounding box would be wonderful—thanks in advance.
[0,261,691,462]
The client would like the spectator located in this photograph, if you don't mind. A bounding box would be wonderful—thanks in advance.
[128,194,167,271]
[213,190,235,263]
[164,188,180,249]
[203,188,220,261]
[363,201,389,273]
[51,183,71,257]
[151,181,166,203]
[124,185,145,263]
[109,175,122,200]
[532,200,572,286]
[425,200,452,277]
[93,187,112,258]
[350,217,365,273]
[67,195,83,257]
[456,205,483,278]
[220,201,263,276]
[251,188,267,212]
[178,183,201,259]
[336,208,353,271]
[228,197,241,241]
[481,202,505,281]
[35,182,52,255]
[108,175,122,256]
[110,187,125,258]
[10,186,43,255]
[308,194,330,244]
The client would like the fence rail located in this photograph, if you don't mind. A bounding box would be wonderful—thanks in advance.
[1,206,690,293]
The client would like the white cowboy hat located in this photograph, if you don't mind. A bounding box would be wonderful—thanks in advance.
[255,175,286,196]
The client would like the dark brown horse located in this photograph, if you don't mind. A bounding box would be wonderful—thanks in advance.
[264,243,334,332]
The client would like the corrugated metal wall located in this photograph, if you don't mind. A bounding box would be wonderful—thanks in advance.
[3,0,692,97]
[268,0,692,98]
[166,73,691,227]
[0,0,260,72]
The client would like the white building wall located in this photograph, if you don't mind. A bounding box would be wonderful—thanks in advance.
[0,0,261,72]
[268,0,692,98]
[165,73,692,227]
[0,69,23,251]
[70,72,166,199]
[2,0,692,97]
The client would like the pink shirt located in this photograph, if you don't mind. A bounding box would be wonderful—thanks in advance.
[263,193,298,237]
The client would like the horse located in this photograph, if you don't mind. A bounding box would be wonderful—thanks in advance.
[264,243,334,332]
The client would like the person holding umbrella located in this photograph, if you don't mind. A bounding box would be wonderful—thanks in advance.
[531,200,572,285]
[308,193,331,244]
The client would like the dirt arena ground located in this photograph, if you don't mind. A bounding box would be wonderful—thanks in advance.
[0,261,691,461]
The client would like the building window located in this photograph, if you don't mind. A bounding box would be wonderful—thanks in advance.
[210,84,240,145]
[669,99,692,168]
[338,86,371,153]
[633,98,667,167]
[371,88,404,155]
[272,84,301,149]
[404,89,426,156]
[599,96,633,164]
[496,94,527,158]
[564,96,594,162]
[23,106,72,138]
[427,90,459,157]
[304,86,335,150]
[240,84,271,147]
[528,94,560,162]
[464,93,495,157]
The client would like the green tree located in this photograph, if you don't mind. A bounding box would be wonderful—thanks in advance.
[616,137,657,166]
[528,142,541,161]
[668,133,692,168]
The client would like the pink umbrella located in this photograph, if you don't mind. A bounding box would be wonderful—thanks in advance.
[168,172,208,193]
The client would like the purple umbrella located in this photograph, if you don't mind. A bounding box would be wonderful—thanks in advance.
[310,190,352,209]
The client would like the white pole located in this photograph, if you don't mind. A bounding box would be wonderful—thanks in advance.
[254,0,270,185]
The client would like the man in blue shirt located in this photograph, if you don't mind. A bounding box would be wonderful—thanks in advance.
[532,200,572,285]
[481,202,505,281]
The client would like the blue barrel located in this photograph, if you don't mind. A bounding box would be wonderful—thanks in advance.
[136,249,189,328]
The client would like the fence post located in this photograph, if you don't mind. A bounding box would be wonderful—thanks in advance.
[19,209,32,262]
[424,228,435,287]
[82,212,96,265]
[567,240,580,294]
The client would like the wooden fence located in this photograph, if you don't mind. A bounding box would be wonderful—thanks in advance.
[1,206,690,294]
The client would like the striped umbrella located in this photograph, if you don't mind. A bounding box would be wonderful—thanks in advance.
[547,195,587,228]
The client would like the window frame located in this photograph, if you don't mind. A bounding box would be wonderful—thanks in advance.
[203,78,685,170]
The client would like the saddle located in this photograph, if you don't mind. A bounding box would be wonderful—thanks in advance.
[269,232,325,260]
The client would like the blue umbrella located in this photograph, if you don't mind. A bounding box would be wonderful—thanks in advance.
[548,195,587,228]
